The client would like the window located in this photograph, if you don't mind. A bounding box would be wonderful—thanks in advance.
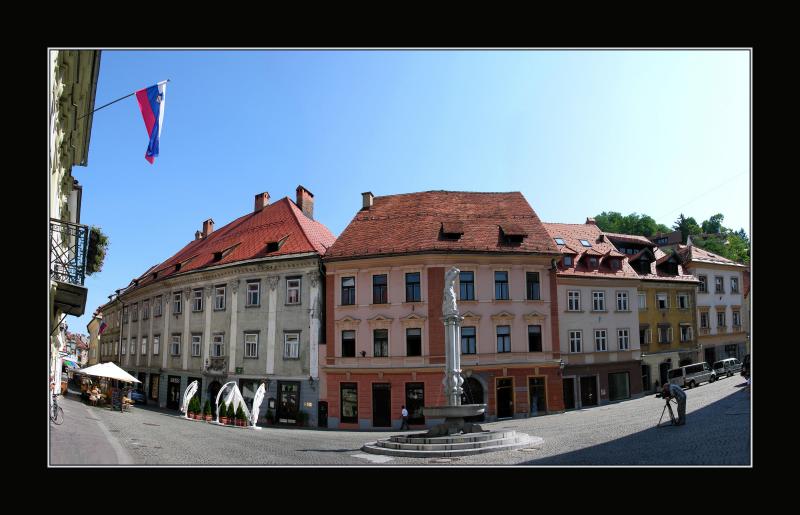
[608,372,630,401]
[154,296,162,317]
[287,277,301,304]
[569,330,582,353]
[656,293,668,310]
[142,301,149,320]
[341,276,355,305]
[568,290,581,311]
[131,304,138,322]
[733,310,741,327]
[526,272,540,300]
[191,334,201,357]
[373,329,388,357]
[592,291,605,311]
[341,330,355,357]
[717,311,726,328]
[141,337,147,355]
[700,312,709,329]
[153,335,160,355]
[247,280,260,306]
[563,255,573,267]
[616,291,629,311]
[618,329,630,350]
[173,293,182,314]
[609,259,620,270]
[677,293,689,309]
[405,272,421,302]
[121,340,126,355]
[130,338,136,355]
[528,325,542,352]
[214,285,226,310]
[580,239,591,247]
[244,333,258,358]
[284,333,300,359]
[594,330,607,351]
[730,277,739,293]
[496,325,511,353]
[340,383,358,423]
[406,383,425,425]
[373,275,388,304]
[639,327,650,345]
[638,292,647,310]
[698,275,707,293]
[459,271,475,300]
[170,335,181,356]
[715,276,724,294]
[658,325,672,343]
[680,325,693,342]
[589,257,598,268]
[406,328,421,356]
[123,306,128,323]
[461,326,476,354]
[212,334,224,357]
[495,271,509,300]
[554,238,565,245]
[192,289,203,312]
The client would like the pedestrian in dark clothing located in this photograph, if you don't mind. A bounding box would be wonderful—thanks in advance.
[400,405,409,430]
[661,382,687,425]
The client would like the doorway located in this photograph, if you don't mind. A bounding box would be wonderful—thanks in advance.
[208,381,221,416]
[496,378,514,419]
[705,347,716,364]
[277,381,300,424]
[562,378,576,410]
[372,383,391,427]
[148,374,160,402]
[167,375,181,410]
[528,377,547,416]
[461,377,485,422]
[641,364,651,392]
[318,401,328,428]
[579,376,597,407]
[659,362,671,386]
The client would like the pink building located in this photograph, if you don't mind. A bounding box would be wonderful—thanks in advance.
[319,191,564,430]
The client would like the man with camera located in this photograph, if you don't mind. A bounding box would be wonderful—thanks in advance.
[661,382,687,425]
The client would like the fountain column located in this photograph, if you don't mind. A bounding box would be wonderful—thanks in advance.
[443,313,464,407]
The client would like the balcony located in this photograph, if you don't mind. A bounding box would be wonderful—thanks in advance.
[204,356,228,376]
[50,218,89,316]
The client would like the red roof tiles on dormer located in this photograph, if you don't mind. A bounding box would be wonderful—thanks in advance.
[542,222,639,279]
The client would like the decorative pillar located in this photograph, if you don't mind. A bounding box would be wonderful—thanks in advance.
[308,272,320,379]
[182,288,191,371]
[266,275,279,375]
[443,313,465,406]
[135,303,142,368]
[228,280,240,374]
[162,290,170,370]
[203,285,213,363]
[147,297,154,369]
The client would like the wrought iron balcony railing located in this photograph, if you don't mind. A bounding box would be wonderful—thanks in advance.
[50,218,89,286]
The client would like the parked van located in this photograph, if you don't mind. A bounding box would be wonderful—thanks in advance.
[667,362,717,388]
[713,358,742,378]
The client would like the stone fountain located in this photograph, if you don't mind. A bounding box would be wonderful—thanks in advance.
[362,266,542,457]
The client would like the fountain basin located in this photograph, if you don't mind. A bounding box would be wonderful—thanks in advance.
[422,404,486,418]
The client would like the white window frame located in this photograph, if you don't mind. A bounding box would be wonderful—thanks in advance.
[247,281,260,306]
[677,293,689,309]
[287,277,301,305]
[698,275,707,293]
[130,337,136,355]
[700,311,709,328]
[717,311,726,328]
[192,289,203,312]
[212,333,224,357]
[142,301,150,320]
[730,277,739,293]
[715,276,724,294]
[618,329,630,350]
[121,340,127,355]
[592,291,605,311]
[656,293,669,310]
[284,333,300,359]
[141,336,148,355]
[215,285,226,310]
[173,292,182,314]
[568,290,581,311]
[569,330,582,353]
[154,296,162,316]
[733,310,741,327]
[170,335,181,356]
[153,335,160,356]
[680,325,693,342]
[244,333,259,358]
[131,303,138,322]
[191,334,202,357]
[616,291,629,311]
[638,292,647,310]
[594,329,607,352]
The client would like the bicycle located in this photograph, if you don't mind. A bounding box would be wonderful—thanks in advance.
[51,393,64,425]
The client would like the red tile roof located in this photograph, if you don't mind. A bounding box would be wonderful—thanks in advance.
[605,233,698,283]
[678,243,746,267]
[324,191,560,259]
[543,222,639,279]
[121,197,335,295]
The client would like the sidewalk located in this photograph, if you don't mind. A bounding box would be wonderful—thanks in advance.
[49,394,134,465]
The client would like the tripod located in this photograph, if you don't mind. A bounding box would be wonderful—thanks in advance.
[657,397,678,428]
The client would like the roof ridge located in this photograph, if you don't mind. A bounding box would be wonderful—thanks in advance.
[285,196,319,253]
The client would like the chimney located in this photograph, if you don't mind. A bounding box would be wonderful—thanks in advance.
[202,218,214,238]
[194,230,202,240]
[586,217,597,225]
[296,185,315,220]
[362,191,374,210]
[254,192,270,211]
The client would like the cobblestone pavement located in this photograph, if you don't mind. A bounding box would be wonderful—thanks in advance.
[50,376,750,466]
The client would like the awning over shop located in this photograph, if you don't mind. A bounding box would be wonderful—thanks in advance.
[79,362,141,383]
[63,359,79,369]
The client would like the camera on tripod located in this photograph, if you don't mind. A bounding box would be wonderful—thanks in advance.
[657,397,678,427]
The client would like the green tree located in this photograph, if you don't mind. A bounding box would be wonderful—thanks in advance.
[673,214,702,243]
[701,213,725,234]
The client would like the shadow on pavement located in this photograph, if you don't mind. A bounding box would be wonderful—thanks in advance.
[521,389,750,466]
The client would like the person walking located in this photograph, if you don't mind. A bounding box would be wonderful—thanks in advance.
[661,382,687,425]
[400,405,410,430]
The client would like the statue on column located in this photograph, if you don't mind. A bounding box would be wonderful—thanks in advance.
[443,267,460,317]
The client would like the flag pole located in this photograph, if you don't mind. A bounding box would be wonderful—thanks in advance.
[77,79,170,121]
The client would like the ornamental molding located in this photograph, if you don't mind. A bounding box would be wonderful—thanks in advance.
[461,311,482,322]
[308,272,320,288]
[523,310,547,322]
[367,314,393,328]
[490,311,516,322]
[335,315,361,326]
[399,313,427,327]
[267,276,280,291]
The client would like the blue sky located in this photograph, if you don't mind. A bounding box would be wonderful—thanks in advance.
[65,49,750,334]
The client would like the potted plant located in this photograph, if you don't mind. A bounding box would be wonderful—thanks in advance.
[227,402,236,425]
[266,408,275,425]
[235,404,246,427]
[219,402,229,425]
[193,398,202,419]
[203,400,212,421]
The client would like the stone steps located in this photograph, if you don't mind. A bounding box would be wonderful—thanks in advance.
[361,430,543,458]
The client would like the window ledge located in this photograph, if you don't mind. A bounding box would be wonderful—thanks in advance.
[565,310,585,313]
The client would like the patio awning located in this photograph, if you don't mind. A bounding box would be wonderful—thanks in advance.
[79,362,141,383]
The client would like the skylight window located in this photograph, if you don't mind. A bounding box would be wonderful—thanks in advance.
[554,238,565,245]
[580,240,592,247]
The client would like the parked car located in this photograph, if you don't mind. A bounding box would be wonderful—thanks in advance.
[127,389,147,404]
[741,354,750,379]
[668,362,717,388]
[713,358,743,378]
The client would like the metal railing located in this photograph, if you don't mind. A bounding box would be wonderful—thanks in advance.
[50,218,89,286]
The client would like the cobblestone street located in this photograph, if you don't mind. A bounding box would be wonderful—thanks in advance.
[50,376,750,466]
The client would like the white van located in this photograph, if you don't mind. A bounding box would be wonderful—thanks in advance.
[713,358,742,378]
[667,362,717,388]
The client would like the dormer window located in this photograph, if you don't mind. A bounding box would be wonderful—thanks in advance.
[589,257,598,268]
[580,240,591,247]
[499,223,527,244]
[265,235,289,253]
[563,256,573,267]
[214,243,240,262]
[440,221,464,241]
[610,259,620,270]
[554,238,565,245]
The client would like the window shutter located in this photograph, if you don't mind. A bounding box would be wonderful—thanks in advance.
[667,327,673,343]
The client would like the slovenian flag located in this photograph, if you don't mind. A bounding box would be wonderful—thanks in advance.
[135,82,167,164]
[99,320,107,335]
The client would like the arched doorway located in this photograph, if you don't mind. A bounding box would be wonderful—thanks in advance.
[659,362,671,386]
[461,377,485,422]
[208,381,221,416]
